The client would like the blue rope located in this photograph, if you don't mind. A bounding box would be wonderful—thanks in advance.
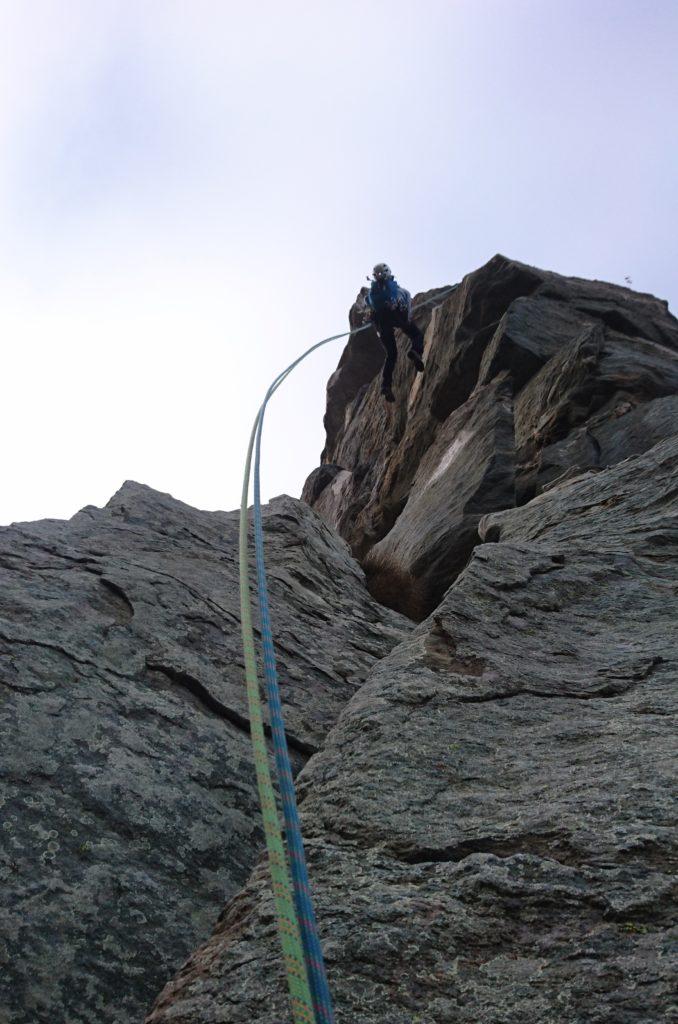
[248,285,457,1023]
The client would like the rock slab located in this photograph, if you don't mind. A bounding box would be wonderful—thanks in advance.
[147,437,678,1024]
[364,374,516,619]
[0,483,407,1024]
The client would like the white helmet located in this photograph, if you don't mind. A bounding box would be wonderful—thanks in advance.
[373,263,392,281]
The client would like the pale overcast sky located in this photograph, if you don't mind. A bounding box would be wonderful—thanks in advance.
[1,0,677,525]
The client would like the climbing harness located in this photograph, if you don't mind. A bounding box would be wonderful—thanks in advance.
[239,284,457,1023]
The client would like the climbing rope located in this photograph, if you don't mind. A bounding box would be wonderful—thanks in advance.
[238,332,360,1024]
[239,429,316,1024]
[239,284,457,1023]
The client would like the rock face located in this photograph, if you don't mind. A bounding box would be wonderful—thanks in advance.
[364,372,516,618]
[145,257,677,1024]
[0,483,407,1024]
[146,435,678,1024]
[303,254,678,615]
[5,256,678,1024]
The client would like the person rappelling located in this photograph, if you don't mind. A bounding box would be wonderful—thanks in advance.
[365,263,425,402]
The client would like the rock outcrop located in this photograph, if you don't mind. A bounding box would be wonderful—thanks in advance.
[364,372,516,618]
[147,435,678,1024]
[146,256,676,1024]
[4,256,677,1024]
[303,254,678,617]
[0,483,407,1024]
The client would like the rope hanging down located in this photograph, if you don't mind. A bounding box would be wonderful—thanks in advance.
[239,430,315,1024]
[239,285,457,1023]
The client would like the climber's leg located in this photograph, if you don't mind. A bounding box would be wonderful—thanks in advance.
[375,316,398,401]
[399,312,425,372]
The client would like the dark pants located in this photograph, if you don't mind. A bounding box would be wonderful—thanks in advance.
[373,309,424,389]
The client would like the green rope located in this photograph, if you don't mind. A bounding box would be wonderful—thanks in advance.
[239,415,315,1024]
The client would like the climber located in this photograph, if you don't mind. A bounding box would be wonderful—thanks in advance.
[365,263,425,402]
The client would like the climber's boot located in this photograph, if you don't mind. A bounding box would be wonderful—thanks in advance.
[407,348,425,373]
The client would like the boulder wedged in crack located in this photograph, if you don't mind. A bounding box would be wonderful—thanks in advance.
[147,437,678,1024]
[0,482,408,1024]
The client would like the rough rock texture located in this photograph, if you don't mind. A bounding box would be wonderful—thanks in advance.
[147,436,678,1024]
[6,258,678,1024]
[304,255,678,580]
[317,284,454,462]
[146,260,677,1024]
[513,328,678,500]
[0,483,407,1024]
[536,393,678,493]
[364,373,516,619]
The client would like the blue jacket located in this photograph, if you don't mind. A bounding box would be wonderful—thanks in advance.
[367,278,412,315]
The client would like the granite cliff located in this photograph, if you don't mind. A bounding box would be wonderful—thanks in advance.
[0,487,407,1023]
[1,256,676,1023]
